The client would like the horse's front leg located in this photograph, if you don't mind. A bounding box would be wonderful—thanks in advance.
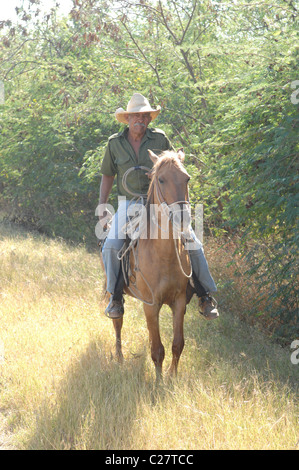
[143,304,165,381]
[113,317,124,363]
[169,296,186,376]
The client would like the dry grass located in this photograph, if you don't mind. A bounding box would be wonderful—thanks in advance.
[0,221,298,450]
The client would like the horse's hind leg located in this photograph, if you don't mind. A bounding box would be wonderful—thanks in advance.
[113,317,124,363]
[144,304,165,381]
[169,296,186,376]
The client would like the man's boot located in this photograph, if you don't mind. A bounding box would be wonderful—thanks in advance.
[104,265,125,319]
[190,272,219,320]
[105,296,124,319]
[200,295,219,320]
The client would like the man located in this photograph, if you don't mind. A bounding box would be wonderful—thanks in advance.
[98,93,219,320]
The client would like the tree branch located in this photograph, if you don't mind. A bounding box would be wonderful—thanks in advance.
[121,20,164,88]
[4,60,43,79]
[158,0,179,44]
[178,0,198,46]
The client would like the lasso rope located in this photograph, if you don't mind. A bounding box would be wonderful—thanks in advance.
[122,166,151,198]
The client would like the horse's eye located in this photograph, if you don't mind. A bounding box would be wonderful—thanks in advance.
[158,177,164,184]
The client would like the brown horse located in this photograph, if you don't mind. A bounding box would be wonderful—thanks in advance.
[111,149,194,380]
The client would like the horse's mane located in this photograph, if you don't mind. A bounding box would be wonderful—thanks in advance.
[146,150,185,207]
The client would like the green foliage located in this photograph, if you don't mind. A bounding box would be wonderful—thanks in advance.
[0,0,298,339]
[206,13,299,339]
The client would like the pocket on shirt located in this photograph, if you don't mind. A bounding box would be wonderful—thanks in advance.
[115,153,131,166]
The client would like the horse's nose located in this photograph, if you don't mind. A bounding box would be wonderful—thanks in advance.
[171,204,191,233]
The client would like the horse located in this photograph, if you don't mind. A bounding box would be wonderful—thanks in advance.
[109,149,194,380]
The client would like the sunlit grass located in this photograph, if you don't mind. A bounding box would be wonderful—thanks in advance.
[0,221,298,450]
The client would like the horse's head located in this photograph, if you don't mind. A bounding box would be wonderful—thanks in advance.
[147,149,191,235]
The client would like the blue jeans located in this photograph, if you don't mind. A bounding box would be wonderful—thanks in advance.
[102,199,217,295]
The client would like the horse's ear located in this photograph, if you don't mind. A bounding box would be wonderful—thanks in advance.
[148,150,159,164]
[177,148,185,161]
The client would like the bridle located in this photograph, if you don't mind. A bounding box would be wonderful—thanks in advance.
[152,168,193,279]
[154,172,190,222]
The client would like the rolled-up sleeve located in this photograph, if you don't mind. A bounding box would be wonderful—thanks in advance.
[100,141,117,176]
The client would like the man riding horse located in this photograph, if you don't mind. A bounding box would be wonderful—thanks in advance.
[98,93,219,320]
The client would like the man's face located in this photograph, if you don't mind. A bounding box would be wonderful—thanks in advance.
[127,112,152,133]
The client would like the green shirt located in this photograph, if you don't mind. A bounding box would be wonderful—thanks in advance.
[100,127,173,199]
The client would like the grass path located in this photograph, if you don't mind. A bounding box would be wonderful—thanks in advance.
[0,221,298,450]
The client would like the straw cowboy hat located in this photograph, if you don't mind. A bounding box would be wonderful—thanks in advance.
[115,93,161,124]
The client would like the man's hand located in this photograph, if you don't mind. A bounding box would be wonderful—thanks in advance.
[97,174,115,231]
[98,204,113,231]
[146,170,153,179]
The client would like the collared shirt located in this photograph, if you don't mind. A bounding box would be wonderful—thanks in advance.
[100,127,173,199]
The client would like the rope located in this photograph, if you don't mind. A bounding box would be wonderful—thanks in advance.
[122,166,151,198]
[173,236,193,279]
[118,238,155,306]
